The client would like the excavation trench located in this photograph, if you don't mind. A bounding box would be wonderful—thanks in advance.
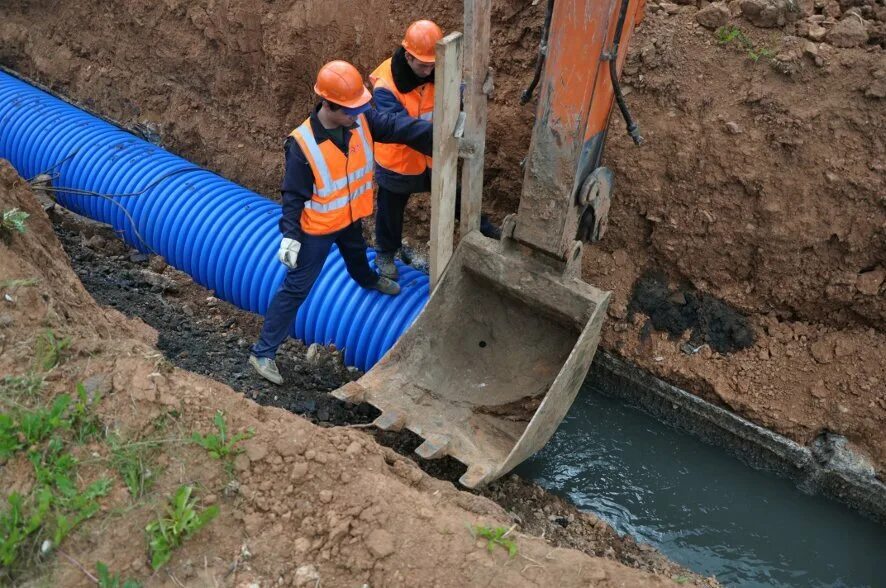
[6,70,885,585]
[49,202,886,587]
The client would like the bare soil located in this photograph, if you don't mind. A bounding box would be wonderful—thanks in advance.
[1,163,708,585]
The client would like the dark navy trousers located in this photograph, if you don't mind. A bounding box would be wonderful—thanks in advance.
[251,220,378,359]
[375,185,497,254]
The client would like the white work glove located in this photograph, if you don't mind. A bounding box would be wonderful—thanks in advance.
[277,237,301,269]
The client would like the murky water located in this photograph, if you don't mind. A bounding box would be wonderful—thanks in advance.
[516,384,886,587]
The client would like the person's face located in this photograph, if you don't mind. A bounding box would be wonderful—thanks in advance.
[406,53,435,79]
[324,102,359,127]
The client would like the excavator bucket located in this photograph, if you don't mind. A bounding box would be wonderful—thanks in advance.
[333,0,641,487]
[335,230,609,488]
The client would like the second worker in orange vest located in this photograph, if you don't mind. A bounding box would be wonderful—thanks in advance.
[370,20,500,281]
[248,60,433,385]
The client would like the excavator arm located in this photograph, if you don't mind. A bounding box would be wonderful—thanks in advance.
[333,0,645,487]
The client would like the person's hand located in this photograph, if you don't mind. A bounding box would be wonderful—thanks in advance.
[277,237,301,269]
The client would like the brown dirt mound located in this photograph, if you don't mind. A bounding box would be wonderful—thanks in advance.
[2,163,707,585]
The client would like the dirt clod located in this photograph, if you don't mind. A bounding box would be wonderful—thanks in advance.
[365,529,395,558]
[696,2,731,28]
[828,15,871,45]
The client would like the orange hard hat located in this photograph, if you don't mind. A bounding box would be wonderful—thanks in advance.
[402,20,443,63]
[314,60,372,108]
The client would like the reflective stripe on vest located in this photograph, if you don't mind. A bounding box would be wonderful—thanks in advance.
[290,114,375,235]
[370,58,434,175]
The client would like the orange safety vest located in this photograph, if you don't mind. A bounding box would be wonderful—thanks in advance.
[289,114,375,236]
[369,58,434,176]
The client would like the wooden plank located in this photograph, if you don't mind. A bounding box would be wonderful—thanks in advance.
[459,0,492,238]
[430,32,463,288]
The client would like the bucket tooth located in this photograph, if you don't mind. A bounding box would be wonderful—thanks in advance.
[415,434,450,460]
[332,381,366,403]
[459,465,491,489]
[373,411,405,432]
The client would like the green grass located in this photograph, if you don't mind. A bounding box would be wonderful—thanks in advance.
[145,485,219,570]
[34,329,71,372]
[0,373,45,402]
[96,561,141,588]
[471,524,518,558]
[715,25,775,63]
[0,381,111,582]
[1,380,101,461]
[150,409,180,433]
[108,435,161,500]
[29,438,112,544]
[18,395,71,446]
[1,208,29,236]
[0,412,23,460]
[0,490,51,568]
[0,278,39,290]
[69,383,104,443]
[0,438,111,579]
[191,411,253,475]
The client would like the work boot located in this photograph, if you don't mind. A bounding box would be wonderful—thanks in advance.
[374,251,399,280]
[480,215,502,240]
[249,355,283,385]
[371,275,401,296]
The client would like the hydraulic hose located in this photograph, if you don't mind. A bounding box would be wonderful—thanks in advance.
[609,0,643,145]
[0,71,430,371]
[520,0,555,105]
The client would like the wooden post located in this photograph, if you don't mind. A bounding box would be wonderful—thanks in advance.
[430,32,463,288]
[460,0,492,238]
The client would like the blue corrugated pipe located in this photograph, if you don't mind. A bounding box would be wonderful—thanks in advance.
[0,71,429,371]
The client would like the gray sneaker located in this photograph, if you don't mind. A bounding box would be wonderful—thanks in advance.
[249,355,283,385]
[371,276,401,296]
[374,251,399,280]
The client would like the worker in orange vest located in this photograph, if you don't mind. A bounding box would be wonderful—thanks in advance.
[249,60,433,385]
[370,20,500,280]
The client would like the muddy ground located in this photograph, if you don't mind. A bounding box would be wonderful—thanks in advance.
[2,0,883,474]
[1,164,708,585]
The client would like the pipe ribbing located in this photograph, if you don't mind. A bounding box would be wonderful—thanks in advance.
[0,72,429,371]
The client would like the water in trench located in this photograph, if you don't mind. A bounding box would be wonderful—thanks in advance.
[516,383,886,587]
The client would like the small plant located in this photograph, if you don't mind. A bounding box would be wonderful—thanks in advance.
[150,409,181,433]
[192,411,253,465]
[747,46,775,63]
[715,24,743,44]
[18,395,71,446]
[69,383,103,443]
[715,25,774,63]
[0,373,44,401]
[0,208,29,236]
[29,440,111,543]
[0,490,51,569]
[0,413,24,460]
[0,390,110,581]
[471,524,518,558]
[34,329,71,372]
[145,485,219,570]
[109,435,159,499]
[96,561,141,588]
